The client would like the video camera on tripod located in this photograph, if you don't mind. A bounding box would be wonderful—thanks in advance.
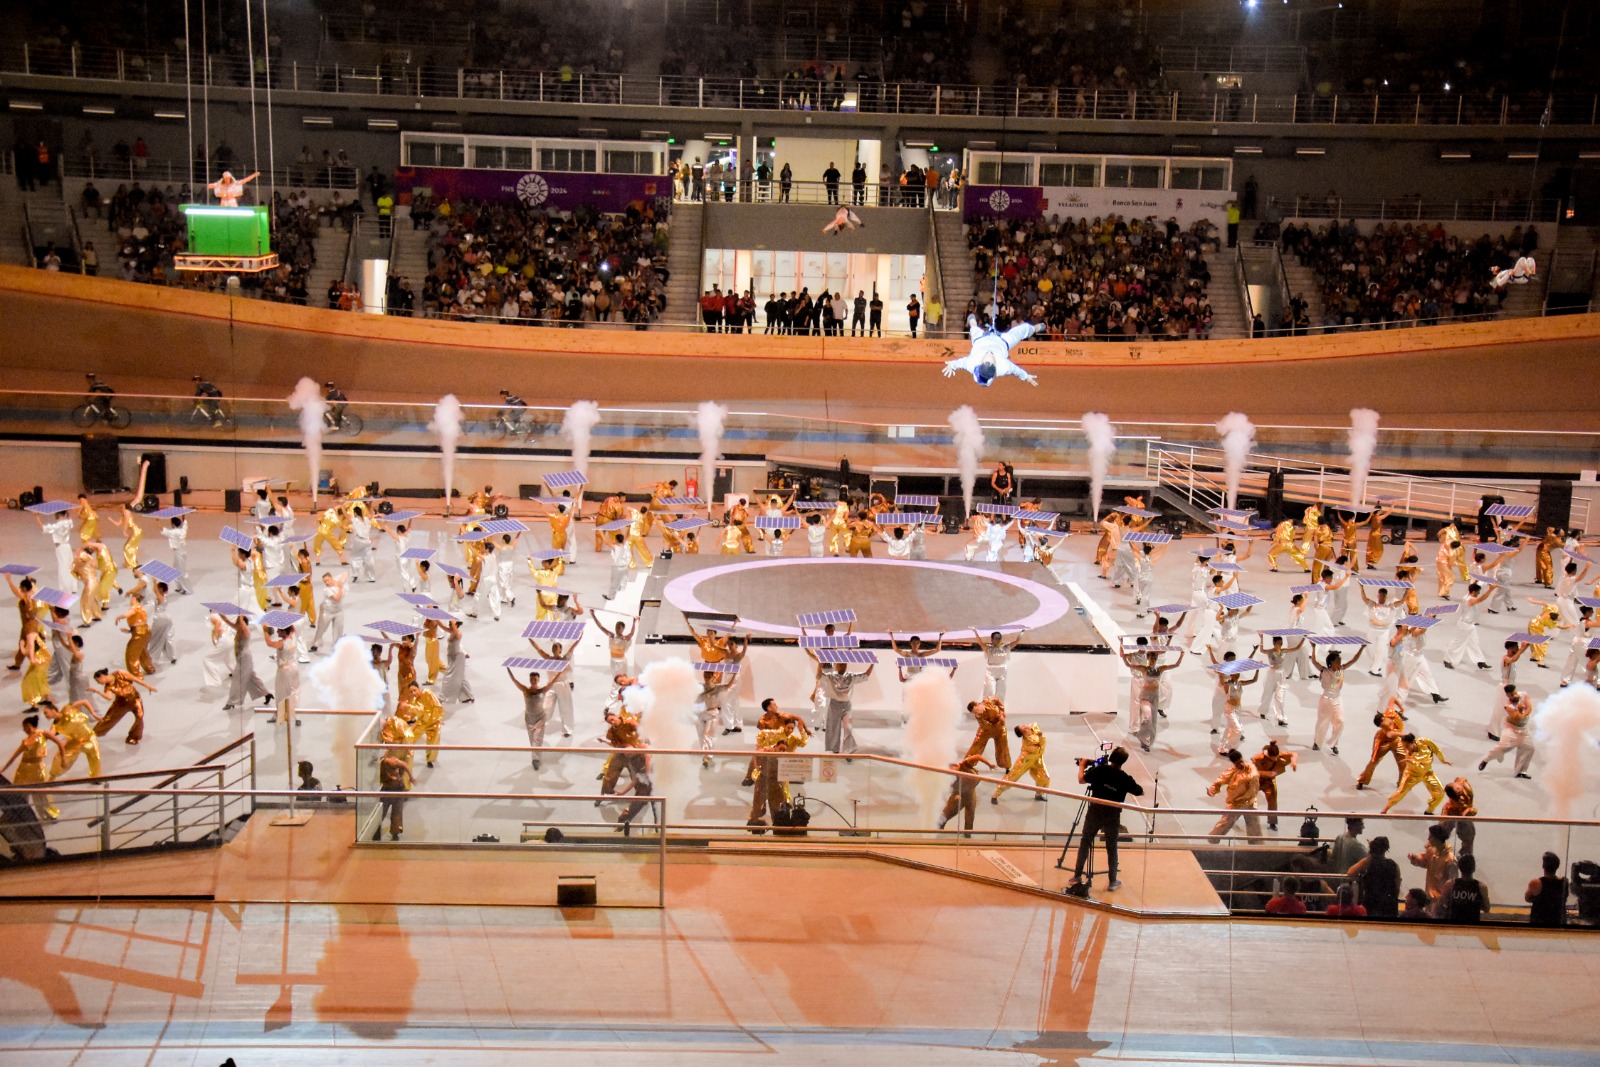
[1076,741,1115,770]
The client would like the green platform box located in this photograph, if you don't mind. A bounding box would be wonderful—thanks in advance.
[181,205,271,257]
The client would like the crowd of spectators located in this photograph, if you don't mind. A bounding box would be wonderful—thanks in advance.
[1282,219,1540,331]
[963,213,1220,341]
[999,9,1162,113]
[416,199,670,326]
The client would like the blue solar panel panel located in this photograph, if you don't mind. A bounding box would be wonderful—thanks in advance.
[543,471,588,489]
[400,548,436,560]
[793,501,840,511]
[1124,531,1171,543]
[1472,542,1518,555]
[797,609,857,627]
[256,610,306,629]
[143,506,195,520]
[1589,637,1600,651]
[1209,659,1268,675]
[1309,635,1370,646]
[1259,628,1314,638]
[503,657,571,672]
[383,510,426,524]
[25,500,74,515]
[1485,504,1535,518]
[283,534,312,545]
[456,530,493,543]
[817,649,878,665]
[416,607,457,623]
[1208,507,1256,519]
[1017,512,1060,525]
[694,662,740,674]
[31,587,76,609]
[1208,561,1243,572]
[896,495,939,508]
[1508,632,1549,644]
[1398,615,1441,628]
[478,518,529,534]
[1359,578,1413,589]
[201,602,253,618]
[528,550,568,562]
[1424,604,1459,616]
[598,519,633,532]
[1290,584,1322,595]
[976,503,1019,516]
[800,634,861,648]
[1148,604,1193,615]
[1114,506,1160,518]
[666,517,714,531]
[1211,593,1263,610]
[137,560,185,584]
[657,497,705,508]
[264,574,304,588]
[398,593,439,607]
[1212,519,1254,534]
[0,564,38,577]
[367,620,421,637]
[522,620,586,641]
[753,516,802,529]
[1563,549,1596,564]
[218,526,255,549]
[897,656,958,669]
[1577,596,1600,610]
[875,513,939,526]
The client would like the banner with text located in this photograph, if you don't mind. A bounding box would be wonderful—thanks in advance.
[965,184,1233,230]
[393,166,666,214]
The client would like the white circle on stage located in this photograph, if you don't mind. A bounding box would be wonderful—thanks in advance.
[660,557,1073,639]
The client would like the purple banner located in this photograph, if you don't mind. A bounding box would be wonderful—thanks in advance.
[394,166,667,213]
[962,184,1047,221]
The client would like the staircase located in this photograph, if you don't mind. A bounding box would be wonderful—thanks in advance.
[304,225,353,307]
[0,191,33,267]
[387,222,430,315]
[1278,255,1324,331]
[661,201,704,327]
[1205,252,1248,340]
[23,198,79,270]
[932,210,974,317]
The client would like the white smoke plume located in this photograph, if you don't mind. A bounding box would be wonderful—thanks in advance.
[903,670,963,826]
[561,400,601,483]
[948,405,987,515]
[1533,684,1600,821]
[286,377,327,507]
[1347,407,1381,508]
[696,401,728,507]
[305,635,388,790]
[428,395,464,514]
[1081,412,1117,519]
[634,657,702,824]
[1215,412,1257,510]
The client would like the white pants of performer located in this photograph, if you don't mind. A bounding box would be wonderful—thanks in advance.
[1401,652,1440,698]
[1131,688,1158,749]
[1483,725,1535,774]
[238,573,255,610]
[1190,612,1220,655]
[1217,704,1244,755]
[608,562,629,599]
[1209,806,1263,842]
[1368,624,1394,673]
[1314,693,1344,749]
[202,636,231,689]
[350,537,376,582]
[1446,621,1486,667]
[553,680,574,734]
[1133,569,1154,610]
[54,542,72,592]
[984,666,1007,701]
[173,547,191,593]
[1110,548,1136,587]
[498,559,515,603]
[697,706,719,755]
[399,558,418,593]
[1489,700,1508,738]
[1330,586,1350,627]
[1257,668,1288,725]
[1488,582,1513,614]
[1379,656,1407,704]
[477,571,503,621]
[312,599,344,649]
[1560,633,1589,685]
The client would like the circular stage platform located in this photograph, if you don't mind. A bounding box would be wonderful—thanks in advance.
[649,556,1103,650]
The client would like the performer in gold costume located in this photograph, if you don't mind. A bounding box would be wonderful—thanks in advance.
[826,500,851,556]
[1297,504,1322,571]
[107,503,143,570]
[75,494,99,542]
[380,704,417,770]
[844,512,877,558]
[592,493,625,552]
[42,699,102,778]
[1382,733,1451,814]
[400,682,445,767]
[747,700,809,831]
[117,591,153,677]
[1251,740,1297,831]
[2,715,65,819]
[991,721,1050,801]
[1266,519,1305,572]
[1356,699,1408,790]
[938,752,996,834]
[1524,598,1562,665]
[312,506,349,564]
[626,505,654,568]
[964,697,1012,771]
[92,540,120,608]
[1364,505,1392,568]
[19,630,51,706]
[529,555,566,621]
[1535,527,1562,588]
[92,667,155,745]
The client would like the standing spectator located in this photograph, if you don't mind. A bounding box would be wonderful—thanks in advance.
[851,290,867,336]
[82,241,98,276]
[1348,835,1401,917]
[132,136,149,174]
[1226,199,1241,248]
[1407,824,1457,917]
[822,161,841,204]
[868,290,883,335]
[779,162,792,203]
[850,160,866,206]
[376,190,394,237]
[15,137,36,190]
[925,162,940,206]
[699,288,723,332]
[1265,876,1309,916]
[755,157,771,202]
[906,293,921,337]
[1445,853,1490,923]
[690,157,705,202]
[1525,851,1568,927]
[1241,175,1258,220]
[81,181,102,219]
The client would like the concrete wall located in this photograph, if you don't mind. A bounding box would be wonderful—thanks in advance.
[702,202,931,254]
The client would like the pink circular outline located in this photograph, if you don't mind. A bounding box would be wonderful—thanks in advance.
[660,557,1072,639]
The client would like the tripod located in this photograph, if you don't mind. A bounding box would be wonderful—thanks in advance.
[1055,796,1095,896]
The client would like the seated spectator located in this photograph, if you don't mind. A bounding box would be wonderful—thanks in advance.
[1525,851,1568,928]
[1444,853,1491,924]
[1325,883,1367,918]
[1265,876,1309,916]
[1401,887,1433,920]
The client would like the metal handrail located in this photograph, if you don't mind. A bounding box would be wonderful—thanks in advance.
[1267,194,1561,223]
[1234,246,1255,326]
[925,205,947,337]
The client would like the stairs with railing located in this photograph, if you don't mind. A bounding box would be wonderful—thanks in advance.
[661,201,704,327]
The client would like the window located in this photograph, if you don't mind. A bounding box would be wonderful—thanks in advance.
[604,150,658,175]
[540,148,597,172]
[406,142,438,167]
[974,160,1032,185]
[437,142,465,168]
[1169,163,1230,190]
[1104,162,1164,188]
[473,145,503,170]
[1038,161,1100,187]
[503,146,533,171]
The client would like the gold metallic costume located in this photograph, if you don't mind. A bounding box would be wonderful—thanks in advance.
[827,502,850,556]
[13,730,60,819]
[1384,736,1448,813]
[76,499,98,542]
[530,559,566,621]
[992,722,1049,799]
[627,509,654,568]
[1357,706,1407,788]
[123,601,152,676]
[19,639,51,705]
[1267,520,1305,571]
[49,705,101,778]
[965,698,1012,771]
[120,512,142,570]
[93,543,119,607]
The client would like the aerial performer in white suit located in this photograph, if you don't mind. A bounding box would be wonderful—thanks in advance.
[1490,255,1537,289]
[206,170,260,208]
[822,206,863,235]
[942,315,1042,386]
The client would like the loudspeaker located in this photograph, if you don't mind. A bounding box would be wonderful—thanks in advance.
[224,488,242,513]
[179,475,190,494]
[713,465,735,502]
[172,489,185,507]
[140,494,159,512]
[519,484,543,500]
[80,434,121,494]
[1477,495,1504,541]
[938,495,967,533]
[1537,479,1574,533]
[555,875,597,907]
[139,451,168,495]
[1265,470,1286,524]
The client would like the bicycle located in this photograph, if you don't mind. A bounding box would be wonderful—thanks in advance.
[71,396,132,430]
[323,408,365,436]
[490,407,543,438]
[190,399,233,430]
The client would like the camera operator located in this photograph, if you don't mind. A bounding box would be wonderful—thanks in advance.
[1068,745,1143,893]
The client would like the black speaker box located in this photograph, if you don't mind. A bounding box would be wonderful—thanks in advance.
[139,451,168,495]
[172,489,185,507]
[555,876,597,907]
[1537,479,1574,533]
[224,488,242,513]
[519,484,544,500]
[1477,495,1504,541]
[80,434,121,494]
[1265,470,1286,525]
